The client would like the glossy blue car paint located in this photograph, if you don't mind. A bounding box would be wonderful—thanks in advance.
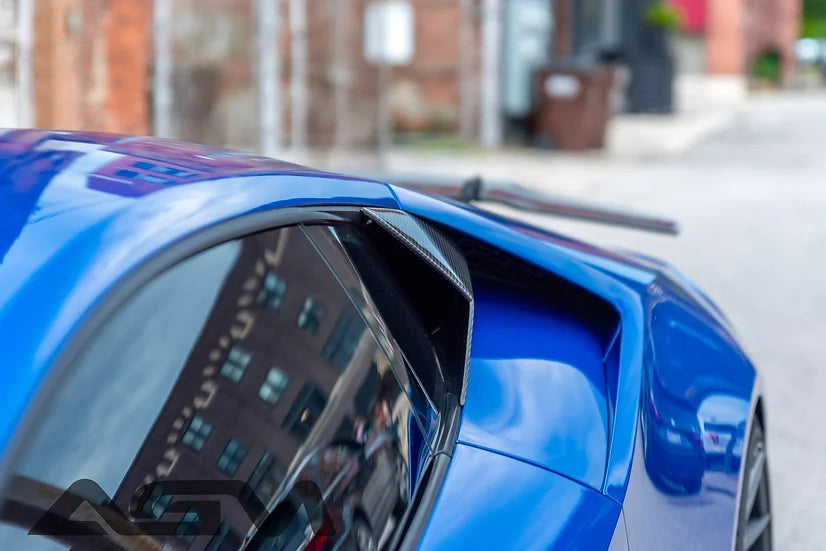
[460,280,609,491]
[417,443,621,550]
[374,181,758,549]
[0,130,762,550]
[0,130,399,458]
[391,185,649,502]
[619,280,755,550]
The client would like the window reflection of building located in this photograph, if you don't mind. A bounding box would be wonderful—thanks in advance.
[176,509,201,546]
[181,416,213,452]
[141,486,173,519]
[297,297,325,335]
[323,309,368,372]
[216,439,248,477]
[257,272,287,310]
[206,522,242,551]
[111,226,414,551]
[86,156,197,196]
[258,368,289,406]
[0,130,98,262]
[282,384,328,439]
[247,452,284,504]
[219,346,251,382]
[83,137,306,198]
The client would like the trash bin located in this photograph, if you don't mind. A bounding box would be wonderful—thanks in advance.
[531,64,615,150]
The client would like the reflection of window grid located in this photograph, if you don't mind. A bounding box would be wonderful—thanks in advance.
[323,308,367,371]
[136,173,166,184]
[220,346,251,382]
[217,438,248,477]
[175,508,200,546]
[133,160,194,178]
[248,451,285,503]
[141,486,172,519]
[258,367,289,406]
[256,271,287,310]
[282,384,327,439]
[205,522,241,551]
[181,415,212,452]
[297,297,325,334]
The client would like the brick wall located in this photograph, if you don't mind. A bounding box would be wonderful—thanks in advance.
[25,0,800,146]
[167,0,256,149]
[28,0,477,145]
[0,0,17,127]
[32,0,150,134]
[706,0,746,74]
[706,0,800,83]
[392,0,466,133]
[300,0,474,144]
[106,0,151,134]
[745,0,801,84]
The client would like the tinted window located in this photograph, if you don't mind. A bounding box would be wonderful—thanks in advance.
[323,307,368,371]
[0,225,432,551]
[304,225,442,430]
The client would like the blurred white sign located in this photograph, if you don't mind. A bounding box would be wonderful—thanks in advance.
[364,0,414,65]
[796,38,821,65]
[545,75,581,99]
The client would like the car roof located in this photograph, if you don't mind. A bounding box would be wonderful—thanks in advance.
[0,129,399,292]
[0,129,402,451]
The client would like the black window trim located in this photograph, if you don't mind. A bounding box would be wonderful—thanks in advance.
[393,392,461,551]
[301,219,464,550]
[301,223,443,437]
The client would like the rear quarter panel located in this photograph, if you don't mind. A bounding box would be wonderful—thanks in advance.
[394,187,757,549]
[458,279,609,491]
[622,279,756,550]
[418,444,621,551]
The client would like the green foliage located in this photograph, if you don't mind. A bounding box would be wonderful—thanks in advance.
[401,134,481,152]
[804,0,826,18]
[802,0,826,37]
[751,50,782,82]
[801,17,826,38]
[644,2,683,31]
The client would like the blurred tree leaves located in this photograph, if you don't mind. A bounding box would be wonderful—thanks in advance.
[802,0,826,38]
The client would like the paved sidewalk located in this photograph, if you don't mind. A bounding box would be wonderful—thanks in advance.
[309,90,745,192]
[606,107,740,158]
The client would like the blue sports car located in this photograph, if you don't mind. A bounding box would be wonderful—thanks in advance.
[0,130,770,551]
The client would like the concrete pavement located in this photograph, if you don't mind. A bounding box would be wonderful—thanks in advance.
[343,91,826,548]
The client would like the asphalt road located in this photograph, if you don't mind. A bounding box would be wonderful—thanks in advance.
[494,93,826,549]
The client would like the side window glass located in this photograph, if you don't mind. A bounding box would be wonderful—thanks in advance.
[303,225,442,434]
[322,307,367,371]
[0,225,427,551]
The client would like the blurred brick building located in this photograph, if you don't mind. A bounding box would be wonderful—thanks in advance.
[9,0,476,150]
[0,0,802,150]
[0,0,18,127]
[673,0,801,85]
[30,0,151,134]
